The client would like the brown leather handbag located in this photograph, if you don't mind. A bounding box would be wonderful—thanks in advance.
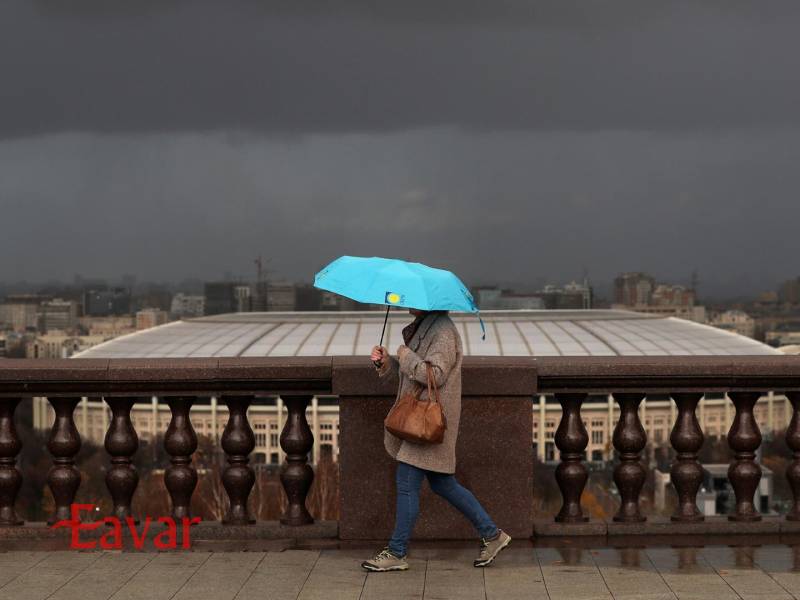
[384,362,447,444]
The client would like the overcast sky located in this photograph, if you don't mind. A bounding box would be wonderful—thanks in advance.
[1,1,799,298]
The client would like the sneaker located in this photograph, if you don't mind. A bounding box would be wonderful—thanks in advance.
[473,530,511,567]
[361,548,409,572]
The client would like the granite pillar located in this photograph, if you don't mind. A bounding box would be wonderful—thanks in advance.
[333,356,536,540]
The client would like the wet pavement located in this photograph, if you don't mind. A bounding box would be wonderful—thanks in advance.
[3,542,800,599]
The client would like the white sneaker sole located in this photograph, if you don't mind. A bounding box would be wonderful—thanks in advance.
[361,562,409,572]
[473,535,511,567]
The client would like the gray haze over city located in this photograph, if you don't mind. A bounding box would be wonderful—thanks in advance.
[1,1,799,299]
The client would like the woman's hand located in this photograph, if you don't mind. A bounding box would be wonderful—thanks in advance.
[371,345,388,367]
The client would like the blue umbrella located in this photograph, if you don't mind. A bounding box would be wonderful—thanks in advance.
[314,256,485,348]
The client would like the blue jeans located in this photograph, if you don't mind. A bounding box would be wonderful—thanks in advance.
[388,462,498,557]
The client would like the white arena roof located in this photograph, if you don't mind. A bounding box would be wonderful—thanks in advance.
[76,310,778,358]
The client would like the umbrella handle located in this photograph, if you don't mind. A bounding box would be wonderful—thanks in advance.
[372,305,391,368]
[379,305,390,346]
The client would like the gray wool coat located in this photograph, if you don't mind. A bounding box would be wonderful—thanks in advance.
[378,311,463,474]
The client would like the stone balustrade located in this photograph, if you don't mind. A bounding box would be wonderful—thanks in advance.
[0,356,799,539]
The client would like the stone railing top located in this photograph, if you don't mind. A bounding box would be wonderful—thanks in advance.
[536,355,800,393]
[0,357,333,397]
[0,355,798,398]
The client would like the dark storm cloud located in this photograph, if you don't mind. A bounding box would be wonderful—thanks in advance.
[2,2,800,298]
[2,0,800,138]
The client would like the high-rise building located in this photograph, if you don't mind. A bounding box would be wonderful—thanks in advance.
[37,298,78,332]
[614,272,656,306]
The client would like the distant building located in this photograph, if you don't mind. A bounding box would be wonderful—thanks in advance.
[26,332,107,359]
[170,294,205,318]
[136,308,169,330]
[0,333,6,357]
[711,310,756,339]
[0,294,46,331]
[204,282,238,316]
[767,331,800,347]
[651,284,695,307]
[613,275,705,322]
[614,272,656,306]
[266,283,297,311]
[474,288,545,310]
[475,282,592,311]
[316,290,375,311]
[38,298,78,333]
[234,285,252,312]
[0,303,38,332]
[756,290,779,305]
[295,284,323,311]
[78,315,136,337]
[535,281,593,310]
[134,286,173,313]
[83,287,131,317]
[780,277,800,305]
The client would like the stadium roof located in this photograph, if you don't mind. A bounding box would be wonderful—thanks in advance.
[76,310,778,358]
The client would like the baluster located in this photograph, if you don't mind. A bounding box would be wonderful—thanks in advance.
[612,393,646,523]
[554,393,589,523]
[0,398,23,526]
[47,397,82,525]
[728,391,762,521]
[280,395,314,525]
[670,393,704,522]
[786,393,800,520]
[221,396,256,525]
[105,397,139,523]
[164,396,198,520]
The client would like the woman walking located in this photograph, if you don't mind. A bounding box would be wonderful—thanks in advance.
[361,309,511,572]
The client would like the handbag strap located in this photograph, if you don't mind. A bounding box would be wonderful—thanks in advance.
[424,362,441,405]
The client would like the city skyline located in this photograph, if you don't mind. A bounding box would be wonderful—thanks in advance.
[1,268,798,304]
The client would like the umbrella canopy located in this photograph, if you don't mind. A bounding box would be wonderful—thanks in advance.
[313,255,485,340]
